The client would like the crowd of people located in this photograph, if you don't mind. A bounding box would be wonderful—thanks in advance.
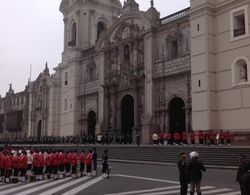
[177,152,250,195]
[0,133,132,145]
[153,129,232,146]
[0,146,110,183]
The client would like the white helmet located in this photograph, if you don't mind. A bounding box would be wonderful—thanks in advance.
[190,151,199,159]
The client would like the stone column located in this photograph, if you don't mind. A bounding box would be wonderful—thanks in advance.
[142,32,154,144]
[185,106,191,132]
[96,52,105,134]
[165,110,170,132]
[63,18,68,50]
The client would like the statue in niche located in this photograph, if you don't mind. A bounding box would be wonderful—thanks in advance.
[240,64,247,82]
[122,27,129,39]
[122,74,128,84]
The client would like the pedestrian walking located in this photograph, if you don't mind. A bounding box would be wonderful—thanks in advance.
[188,151,206,195]
[92,148,97,176]
[102,149,109,178]
[242,161,250,195]
[236,154,248,195]
[177,152,189,195]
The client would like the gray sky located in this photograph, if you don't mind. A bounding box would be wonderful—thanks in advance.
[0,0,190,97]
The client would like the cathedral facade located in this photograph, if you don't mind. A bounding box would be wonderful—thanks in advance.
[0,0,250,144]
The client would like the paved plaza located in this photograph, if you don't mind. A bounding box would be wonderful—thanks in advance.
[0,162,240,195]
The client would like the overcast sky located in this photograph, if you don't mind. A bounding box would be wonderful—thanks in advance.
[0,0,190,97]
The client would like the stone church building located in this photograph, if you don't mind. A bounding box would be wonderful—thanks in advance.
[0,0,250,144]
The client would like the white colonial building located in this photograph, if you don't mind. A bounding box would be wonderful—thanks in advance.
[0,0,250,144]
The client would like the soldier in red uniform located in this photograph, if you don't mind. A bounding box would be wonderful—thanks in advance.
[52,150,60,179]
[32,150,39,180]
[12,150,20,182]
[3,150,13,183]
[198,130,205,145]
[182,131,187,145]
[37,151,45,181]
[65,151,72,177]
[159,132,164,146]
[44,151,52,179]
[79,150,86,176]
[165,132,172,145]
[19,150,28,182]
[174,131,180,145]
[58,150,65,179]
[219,129,225,145]
[86,150,93,176]
[225,131,232,145]
[189,130,195,145]
[0,149,4,182]
[208,130,214,145]
[70,150,78,177]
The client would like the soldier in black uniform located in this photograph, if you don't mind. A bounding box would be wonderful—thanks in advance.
[92,148,97,176]
[177,152,189,195]
[102,149,109,178]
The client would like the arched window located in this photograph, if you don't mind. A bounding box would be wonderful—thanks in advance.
[232,57,249,86]
[64,98,68,111]
[123,45,130,62]
[97,22,106,40]
[68,22,76,46]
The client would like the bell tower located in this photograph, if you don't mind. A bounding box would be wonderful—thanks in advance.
[56,0,122,137]
[60,0,122,51]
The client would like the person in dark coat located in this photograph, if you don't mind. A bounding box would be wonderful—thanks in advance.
[242,161,250,195]
[177,152,189,195]
[102,149,109,178]
[188,151,206,195]
[92,148,97,176]
[236,154,248,195]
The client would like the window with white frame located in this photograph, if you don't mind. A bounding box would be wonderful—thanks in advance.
[232,57,250,86]
[230,5,249,41]
[64,71,69,86]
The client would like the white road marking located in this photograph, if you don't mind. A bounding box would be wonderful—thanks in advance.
[202,188,233,194]
[36,177,90,195]
[0,180,48,195]
[216,191,241,195]
[62,176,103,195]
[105,185,180,195]
[0,183,21,191]
[137,186,215,195]
[14,177,72,195]
[111,174,179,184]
